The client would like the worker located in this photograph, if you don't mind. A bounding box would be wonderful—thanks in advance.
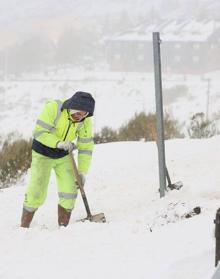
[20,91,95,228]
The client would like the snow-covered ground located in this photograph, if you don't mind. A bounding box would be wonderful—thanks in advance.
[0,70,220,278]
[0,137,220,279]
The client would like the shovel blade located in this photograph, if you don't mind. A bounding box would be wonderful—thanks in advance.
[90,213,106,223]
[168,181,183,190]
[77,213,106,223]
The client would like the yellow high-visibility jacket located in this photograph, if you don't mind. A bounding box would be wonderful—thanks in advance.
[32,99,94,173]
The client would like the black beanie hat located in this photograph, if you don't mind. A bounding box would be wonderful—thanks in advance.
[62,91,95,117]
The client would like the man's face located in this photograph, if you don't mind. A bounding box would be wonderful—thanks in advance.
[69,110,88,122]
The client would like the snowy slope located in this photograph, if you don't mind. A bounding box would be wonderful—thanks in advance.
[0,71,220,139]
[0,138,220,278]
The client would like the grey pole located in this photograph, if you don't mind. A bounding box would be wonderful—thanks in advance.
[206,78,211,121]
[4,49,8,81]
[153,32,166,198]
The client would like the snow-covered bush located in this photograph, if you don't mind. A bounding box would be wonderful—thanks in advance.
[0,137,32,188]
[187,112,217,138]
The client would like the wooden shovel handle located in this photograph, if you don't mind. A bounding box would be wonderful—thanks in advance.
[69,152,92,218]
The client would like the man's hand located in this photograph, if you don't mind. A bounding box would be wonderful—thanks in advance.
[56,141,76,153]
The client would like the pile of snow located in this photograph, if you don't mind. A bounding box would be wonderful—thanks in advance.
[0,137,219,278]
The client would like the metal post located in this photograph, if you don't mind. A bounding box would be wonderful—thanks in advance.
[206,78,211,121]
[214,208,220,267]
[4,49,8,81]
[153,32,166,198]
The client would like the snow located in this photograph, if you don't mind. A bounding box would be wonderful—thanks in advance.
[1,70,220,140]
[0,69,219,278]
[0,137,219,278]
[0,72,218,136]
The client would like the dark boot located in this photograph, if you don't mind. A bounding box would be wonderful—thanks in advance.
[58,204,71,227]
[20,208,35,228]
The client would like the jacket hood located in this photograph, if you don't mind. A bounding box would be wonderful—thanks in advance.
[61,91,95,117]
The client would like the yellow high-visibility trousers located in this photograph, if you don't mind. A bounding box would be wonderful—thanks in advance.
[23,151,78,212]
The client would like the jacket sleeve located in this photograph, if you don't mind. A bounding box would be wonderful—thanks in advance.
[32,100,61,148]
[76,117,94,173]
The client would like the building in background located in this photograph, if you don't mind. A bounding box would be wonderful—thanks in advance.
[105,19,220,74]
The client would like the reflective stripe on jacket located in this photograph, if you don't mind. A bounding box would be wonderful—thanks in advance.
[32,99,94,173]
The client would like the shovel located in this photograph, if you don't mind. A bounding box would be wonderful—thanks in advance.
[70,152,106,223]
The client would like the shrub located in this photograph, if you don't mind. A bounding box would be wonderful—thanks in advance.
[0,137,32,188]
[164,113,184,139]
[118,112,183,141]
[94,112,183,143]
[94,126,118,144]
[188,112,217,138]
